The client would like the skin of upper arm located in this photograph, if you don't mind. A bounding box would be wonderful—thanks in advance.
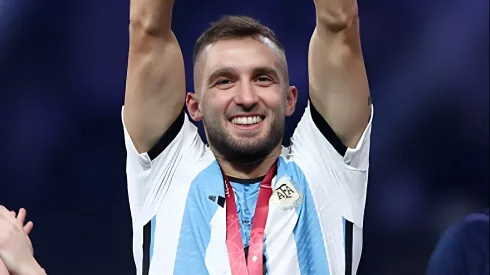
[124,30,186,154]
[308,4,371,148]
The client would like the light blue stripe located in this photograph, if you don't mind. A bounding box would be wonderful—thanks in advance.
[264,235,271,274]
[230,181,261,248]
[150,216,157,262]
[279,157,330,275]
[173,161,223,275]
[343,217,346,245]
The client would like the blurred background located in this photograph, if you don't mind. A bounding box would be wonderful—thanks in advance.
[0,0,488,274]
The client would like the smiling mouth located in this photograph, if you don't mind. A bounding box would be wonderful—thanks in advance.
[230,115,264,126]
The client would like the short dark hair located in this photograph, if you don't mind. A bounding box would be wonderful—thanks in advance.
[193,16,285,65]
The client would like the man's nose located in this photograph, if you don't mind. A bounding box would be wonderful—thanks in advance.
[234,82,259,109]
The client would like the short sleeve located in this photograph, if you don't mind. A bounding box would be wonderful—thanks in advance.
[122,107,205,223]
[289,100,373,226]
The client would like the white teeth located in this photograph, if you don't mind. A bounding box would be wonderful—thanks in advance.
[232,116,263,125]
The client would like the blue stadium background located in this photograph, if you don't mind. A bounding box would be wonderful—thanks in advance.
[0,0,488,274]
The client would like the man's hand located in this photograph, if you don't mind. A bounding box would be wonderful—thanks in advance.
[10,209,34,254]
[0,206,45,275]
[0,208,35,275]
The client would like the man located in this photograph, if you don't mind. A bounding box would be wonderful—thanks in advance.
[125,0,372,274]
[426,209,489,275]
[0,207,45,275]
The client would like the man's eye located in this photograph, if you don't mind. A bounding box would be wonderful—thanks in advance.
[256,76,271,82]
[217,79,232,85]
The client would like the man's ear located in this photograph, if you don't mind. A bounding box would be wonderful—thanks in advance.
[186,92,203,121]
[285,86,298,116]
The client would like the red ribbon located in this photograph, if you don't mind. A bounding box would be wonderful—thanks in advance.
[223,162,277,275]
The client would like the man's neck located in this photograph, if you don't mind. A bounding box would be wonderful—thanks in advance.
[214,146,281,179]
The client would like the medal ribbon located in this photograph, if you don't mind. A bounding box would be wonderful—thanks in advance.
[223,162,277,275]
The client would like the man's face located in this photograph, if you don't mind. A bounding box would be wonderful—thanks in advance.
[190,37,297,164]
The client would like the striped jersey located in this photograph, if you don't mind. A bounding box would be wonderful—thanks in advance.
[122,101,373,275]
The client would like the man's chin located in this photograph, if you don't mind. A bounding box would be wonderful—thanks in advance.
[229,124,269,137]
[229,132,268,143]
[212,134,281,164]
[224,146,271,165]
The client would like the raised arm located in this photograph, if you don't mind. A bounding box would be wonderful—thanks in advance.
[309,0,371,148]
[124,0,186,153]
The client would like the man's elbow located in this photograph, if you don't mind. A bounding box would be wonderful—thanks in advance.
[129,18,172,37]
[315,4,358,32]
[129,6,173,37]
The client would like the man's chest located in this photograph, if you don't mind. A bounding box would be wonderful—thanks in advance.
[149,160,350,275]
[157,179,338,275]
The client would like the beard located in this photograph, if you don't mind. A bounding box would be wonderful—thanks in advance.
[203,109,284,165]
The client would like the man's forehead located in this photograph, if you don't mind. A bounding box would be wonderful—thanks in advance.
[200,37,286,73]
[203,36,282,56]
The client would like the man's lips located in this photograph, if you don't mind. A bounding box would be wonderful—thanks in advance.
[229,115,264,125]
[227,114,266,130]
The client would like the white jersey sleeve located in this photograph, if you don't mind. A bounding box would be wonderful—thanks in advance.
[122,107,205,225]
[289,100,373,227]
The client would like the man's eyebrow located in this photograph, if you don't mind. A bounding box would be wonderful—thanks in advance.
[207,67,237,85]
[206,65,282,85]
[251,66,280,79]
